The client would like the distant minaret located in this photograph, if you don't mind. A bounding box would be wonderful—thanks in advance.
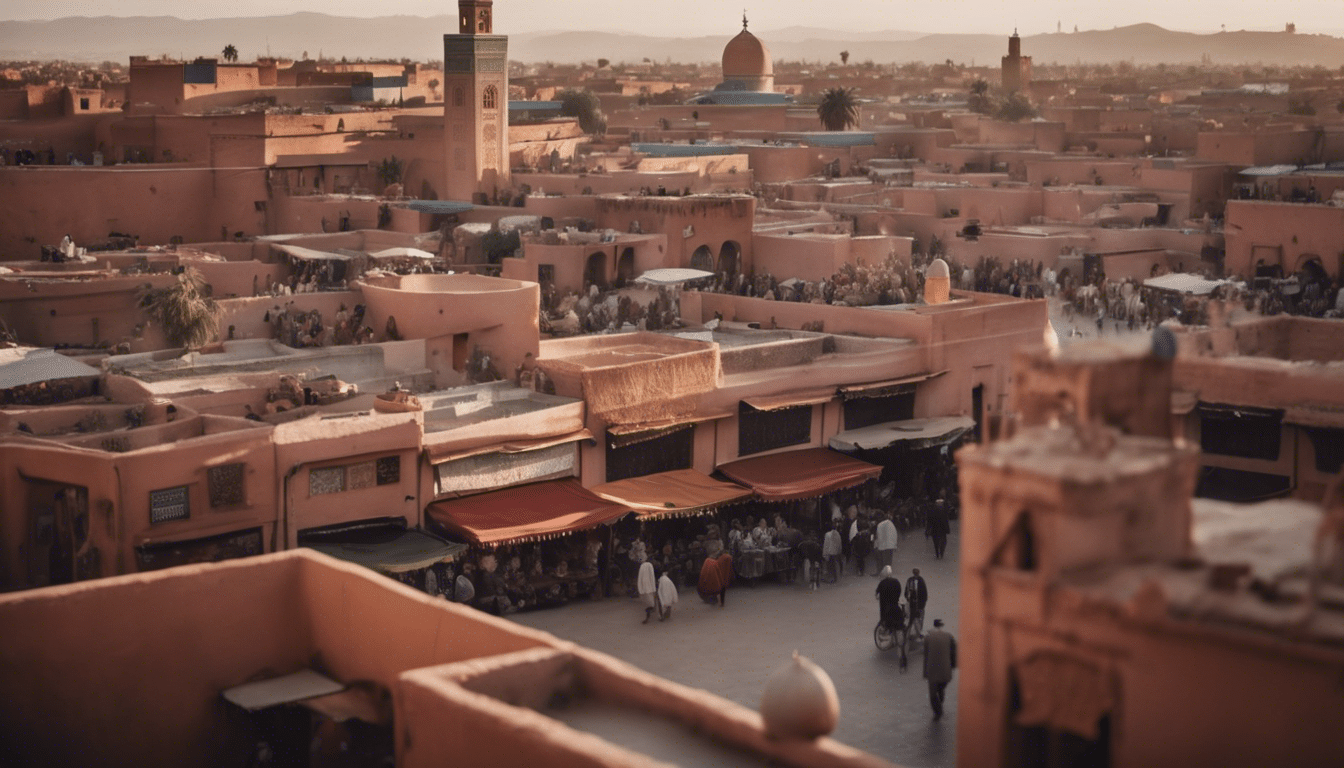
[1001,29,1032,93]
[444,0,510,202]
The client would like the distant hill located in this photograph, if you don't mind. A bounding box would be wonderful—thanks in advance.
[1,14,1342,67]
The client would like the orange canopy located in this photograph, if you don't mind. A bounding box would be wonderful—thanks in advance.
[426,479,630,546]
[591,469,752,520]
[716,447,883,502]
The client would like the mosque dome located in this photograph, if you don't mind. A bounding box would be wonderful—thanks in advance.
[720,16,774,92]
[723,29,773,80]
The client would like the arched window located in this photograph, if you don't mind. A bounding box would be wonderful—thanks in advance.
[482,85,498,110]
[453,87,464,108]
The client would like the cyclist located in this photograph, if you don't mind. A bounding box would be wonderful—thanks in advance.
[876,566,908,665]
[905,567,929,639]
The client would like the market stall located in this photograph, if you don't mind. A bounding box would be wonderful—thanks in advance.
[592,468,752,588]
[425,479,631,612]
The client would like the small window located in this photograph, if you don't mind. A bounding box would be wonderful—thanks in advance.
[347,461,376,491]
[377,455,401,485]
[482,85,498,110]
[149,486,190,524]
[738,402,812,457]
[79,97,90,110]
[309,466,346,496]
[453,87,465,108]
[207,463,246,508]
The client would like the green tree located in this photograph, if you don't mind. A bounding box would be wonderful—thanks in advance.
[556,89,605,134]
[995,92,1038,122]
[968,79,992,114]
[376,156,404,187]
[480,228,521,264]
[138,268,219,349]
[222,44,238,63]
[816,87,859,131]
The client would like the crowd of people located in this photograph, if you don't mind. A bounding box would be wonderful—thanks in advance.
[398,534,606,615]
[540,282,684,336]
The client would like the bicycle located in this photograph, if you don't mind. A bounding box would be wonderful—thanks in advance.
[873,620,911,670]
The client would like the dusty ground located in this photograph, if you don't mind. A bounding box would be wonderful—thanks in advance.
[511,526,962,768]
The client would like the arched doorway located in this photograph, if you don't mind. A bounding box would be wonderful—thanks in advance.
[585,252,608,290]
[718,241,741,276]
[616,247,636,287]
[689,245,714,272]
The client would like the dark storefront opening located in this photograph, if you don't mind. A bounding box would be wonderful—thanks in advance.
[24,480,92,587]
[738,402,812,457]
[1198,403,1283,461]
[606,425,694,482]
[1305,427,1344,474]
[1006,673,1112,768]
[1195,466,1292,503]
[843,387,916,431]
[135,527,264,572]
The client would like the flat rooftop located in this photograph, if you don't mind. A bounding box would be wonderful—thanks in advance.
[420,381,580,435]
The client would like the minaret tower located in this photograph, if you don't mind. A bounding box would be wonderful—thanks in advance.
[444,0,509,202]
[1001,28,1032,93]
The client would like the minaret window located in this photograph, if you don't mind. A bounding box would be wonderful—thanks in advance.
[482,85,498,110]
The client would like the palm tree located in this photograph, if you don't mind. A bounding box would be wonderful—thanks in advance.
[222,44,238,63]
[840,50,850,65]
[816,87,859,131]
[138,268,220,350]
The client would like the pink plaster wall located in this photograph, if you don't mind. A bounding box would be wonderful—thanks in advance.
[357,273,540,384]
[0,166,269,260]
[275,412,422,548]
[0,273,174,348]
[1225,201,1344,279]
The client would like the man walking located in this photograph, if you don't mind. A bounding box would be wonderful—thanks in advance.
[822,522,843,583]
[924,619,957,720]
[904,568,928,638]
[926,499,951,559]
[798,529,823,591]
[874,513,898,574]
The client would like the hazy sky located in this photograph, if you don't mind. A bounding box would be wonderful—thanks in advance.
[3,1,1333,36]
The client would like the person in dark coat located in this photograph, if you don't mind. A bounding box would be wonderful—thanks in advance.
[926,499,951,559]
[875,566,904,632]
[924,619,957,720]
[904,568,929,636]
[798,530,824,591]
[851,521,873,576]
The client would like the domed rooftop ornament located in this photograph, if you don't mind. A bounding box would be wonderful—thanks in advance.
[721,13,774,92]
[760,651,839,740]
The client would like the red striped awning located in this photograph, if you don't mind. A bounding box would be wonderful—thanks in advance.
[426,479,630,546]
[591,469,752,520]
[716,447,883,502]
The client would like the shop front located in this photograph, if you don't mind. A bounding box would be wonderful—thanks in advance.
[426,478,630,613]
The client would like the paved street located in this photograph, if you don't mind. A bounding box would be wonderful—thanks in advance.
[510,525,961,768]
